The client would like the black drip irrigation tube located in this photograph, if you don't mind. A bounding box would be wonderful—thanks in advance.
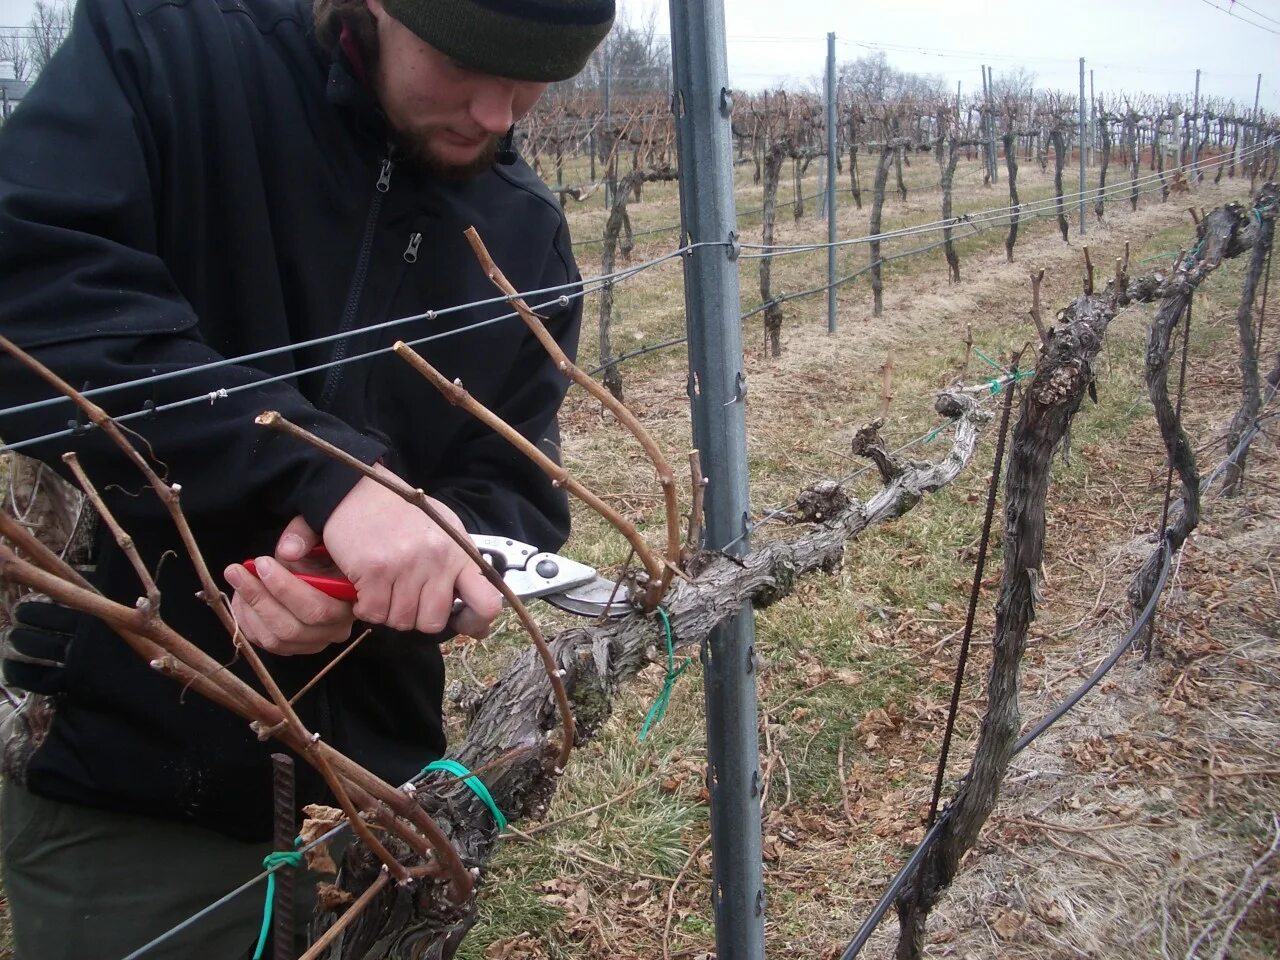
[839,538,1174,959]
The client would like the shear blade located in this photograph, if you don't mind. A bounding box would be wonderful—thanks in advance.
[543,576,632,618]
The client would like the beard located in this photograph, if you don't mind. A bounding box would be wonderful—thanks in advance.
[396,129,502,180]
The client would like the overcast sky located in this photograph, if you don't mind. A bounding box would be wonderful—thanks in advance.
[0,0,1275,109]
[637,0,1278,110]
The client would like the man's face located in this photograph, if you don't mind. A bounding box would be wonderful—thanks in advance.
[366,0,548,177]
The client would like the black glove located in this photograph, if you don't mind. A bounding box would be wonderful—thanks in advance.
[3,600,77,695]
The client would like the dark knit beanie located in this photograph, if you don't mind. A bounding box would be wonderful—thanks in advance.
[381,0,615,82]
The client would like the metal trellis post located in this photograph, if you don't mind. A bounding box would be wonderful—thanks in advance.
[826,31,838,334]
[987,65,998,183]
[981,65,992,183]
[602,39,612,209]
[1089,68,1095,168]
[1253,73,1262,172]
[1079,57,1086,235]
[1191,68,1201,180]
[668,2,766,957]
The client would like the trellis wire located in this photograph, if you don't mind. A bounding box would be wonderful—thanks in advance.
[571,191,825,249]
[592,177,1158,377]
[0,242,714,426]
[717,373,1017,558]
[738,141,1267,260]
[4,139,1262,441]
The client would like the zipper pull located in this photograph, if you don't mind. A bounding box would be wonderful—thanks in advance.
[376,158,394,193]
[403,232,422,263]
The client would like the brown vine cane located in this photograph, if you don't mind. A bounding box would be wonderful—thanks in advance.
[255,411,576,772]
[462,226,682,610]
[392,341,664,603]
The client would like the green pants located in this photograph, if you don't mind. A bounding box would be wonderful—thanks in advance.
[1,780,315,960]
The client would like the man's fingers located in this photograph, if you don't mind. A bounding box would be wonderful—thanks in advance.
[455,564,503,623]
[253,556,349,626]
[413,575,458,635]
[451,606,493,640]
[276,515,320,563]
[230,592,273,650]
[449,564,503,638]
[226,560,353,655]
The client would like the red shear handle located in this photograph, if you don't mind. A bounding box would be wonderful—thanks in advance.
[242,546,358,603]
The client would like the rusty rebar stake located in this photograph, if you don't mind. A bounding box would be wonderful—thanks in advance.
[272,753,297,960]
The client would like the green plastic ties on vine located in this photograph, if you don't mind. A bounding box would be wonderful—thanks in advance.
[253,846,303,960]
[1138,250,1179,264]
[972,347,1004,373]
[990,367,1035,395]
[422,759,508,831]
[639,608,693,742]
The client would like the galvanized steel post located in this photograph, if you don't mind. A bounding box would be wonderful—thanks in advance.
[1089,69,1095,168]
[980,65,993,183]
[667,3,766,958]
[987,65,998,183]
[1079,58,1087,235]
[603,39,613,209]
[1191,68,1201,179]
[1253,73,1262,165]
[826,31,838,334]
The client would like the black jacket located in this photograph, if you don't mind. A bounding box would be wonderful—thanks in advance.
[0,0,580,841]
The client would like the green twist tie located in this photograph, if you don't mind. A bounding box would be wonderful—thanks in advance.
[972,347,1004,374]
[1139,250,1178,264]
[639,608,693,742]
[989,366,1034,395]
[253,847,304,960]
[924,423,947,443]
[422,759,507,831]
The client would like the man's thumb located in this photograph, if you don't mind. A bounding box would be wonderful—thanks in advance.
[276,515,319,562]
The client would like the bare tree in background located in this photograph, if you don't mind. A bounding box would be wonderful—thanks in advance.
[839,52,944,103]
[549,7,670,100]
[0,32,31,82]
[989,66,1037,102]
[28,0,71,74]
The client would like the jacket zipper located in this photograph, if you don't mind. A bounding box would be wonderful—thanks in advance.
[403,231,422,263]
[318,155,395,411]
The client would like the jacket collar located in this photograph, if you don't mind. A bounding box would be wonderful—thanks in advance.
[325,21,386,140]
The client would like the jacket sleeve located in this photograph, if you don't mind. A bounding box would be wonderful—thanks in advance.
[427,225,582,552]
[0,0,384,535]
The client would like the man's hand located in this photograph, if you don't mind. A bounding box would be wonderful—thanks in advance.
[318,464,502,639]
[223,516,356,655]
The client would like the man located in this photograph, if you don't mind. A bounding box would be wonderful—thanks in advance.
[0,0,613,955]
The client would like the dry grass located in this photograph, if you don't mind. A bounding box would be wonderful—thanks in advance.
[451,161,1280,960]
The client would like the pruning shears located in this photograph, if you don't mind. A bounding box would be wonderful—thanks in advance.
[242,535,630,618]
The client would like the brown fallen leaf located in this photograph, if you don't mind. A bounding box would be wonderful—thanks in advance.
[991,908,1027,940]
[486,933,549,959]
[299,803,345,875]
[538,878,590,920]
[1031,895,1068,926]
[315,882,354,913]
